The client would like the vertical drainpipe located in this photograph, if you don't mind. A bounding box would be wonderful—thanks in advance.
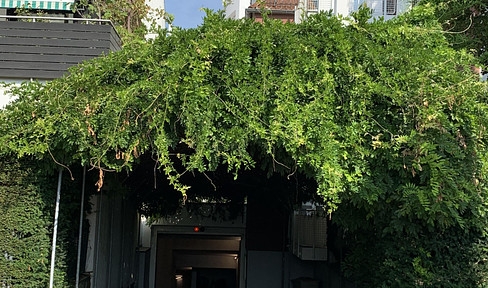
[75,166,87,288]
[49,170,63,288]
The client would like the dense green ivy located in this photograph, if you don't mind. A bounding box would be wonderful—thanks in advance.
[419,0,488,65]
[0,160,68,287]
[1,7,488,286]
[342,225,488,287]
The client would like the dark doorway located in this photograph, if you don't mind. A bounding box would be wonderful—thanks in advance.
[155,235,240,288]
[195,268,236,288]
[175,268,236,288]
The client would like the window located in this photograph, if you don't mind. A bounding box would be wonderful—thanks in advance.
[386,0,397,15]
[307,0,318,10]
[356,0,397,17]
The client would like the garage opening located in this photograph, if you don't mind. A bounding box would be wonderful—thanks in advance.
[155,235,241,288]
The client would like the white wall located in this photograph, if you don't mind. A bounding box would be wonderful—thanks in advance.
[318,0,334,12]
[145,0,165,39]
[335,0,353,16]
[225,0,251,19]
[0,80,24,109]
[344,0,410,19]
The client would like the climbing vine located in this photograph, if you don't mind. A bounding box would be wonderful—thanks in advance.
[1,6,488,286]
[0,159,83,287]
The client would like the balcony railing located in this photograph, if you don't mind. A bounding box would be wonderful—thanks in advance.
[0,15,121,80]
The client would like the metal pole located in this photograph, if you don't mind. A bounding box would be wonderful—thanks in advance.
[49,170,63,288]
[75,166,86,288]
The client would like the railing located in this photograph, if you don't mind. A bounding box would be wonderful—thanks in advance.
[0,15,122,79]
[0,15,119,36]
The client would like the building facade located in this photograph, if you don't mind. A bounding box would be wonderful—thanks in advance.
[226,0,410,23]
[0,0,165,106]
[0,0,122,108]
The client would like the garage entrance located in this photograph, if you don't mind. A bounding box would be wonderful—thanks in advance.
[155,235,241,288]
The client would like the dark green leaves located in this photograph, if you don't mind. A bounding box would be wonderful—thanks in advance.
[1,10,488,285]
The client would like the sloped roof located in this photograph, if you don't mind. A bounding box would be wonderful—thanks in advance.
[249,0,299,11]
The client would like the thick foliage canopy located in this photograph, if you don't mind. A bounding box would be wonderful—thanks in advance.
[1,8,488,286]
[420,0,488,65]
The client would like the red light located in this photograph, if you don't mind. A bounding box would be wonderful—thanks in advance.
[193,226,200,232]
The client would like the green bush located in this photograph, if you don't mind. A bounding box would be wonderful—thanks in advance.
[0,160,68,287]
[342,222,488,287]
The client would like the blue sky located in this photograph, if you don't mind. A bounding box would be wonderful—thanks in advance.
[165,0,224,29]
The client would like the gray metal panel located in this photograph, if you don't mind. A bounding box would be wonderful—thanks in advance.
[0,37,112,49]
[0,45,109,56]
[0,53,92,64]
[0,20,121,80]
[109,28,122,50]
[0,61,73,70]
[0,69,66,79]
[0,21,113,32]
[0,29,110,40]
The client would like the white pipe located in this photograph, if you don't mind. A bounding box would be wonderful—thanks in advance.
[75,166,86,288]
[49,170,63,288]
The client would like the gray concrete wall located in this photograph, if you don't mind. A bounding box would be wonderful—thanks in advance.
[247,251,322,288]
[246,251,283,288]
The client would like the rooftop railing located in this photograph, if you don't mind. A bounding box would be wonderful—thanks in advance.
[0,15,120,34]
[0,15,122,79]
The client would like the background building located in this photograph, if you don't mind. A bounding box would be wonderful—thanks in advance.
[226,0,410,23]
